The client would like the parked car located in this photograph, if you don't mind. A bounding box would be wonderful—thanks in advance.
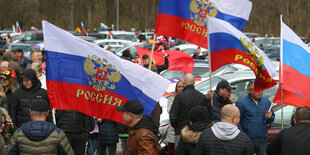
[99,31,137,42]
[169,44,208,58]
[93,39,134,50]
[244,32,260,39]
[0,32,22,41]
[3,43,34,53]
[13,31,44,46]
[3,43,34,59]
[255,37,280,54]
[137,32,154,42]
[115,42,152,59]
[76,36,98,42]
[162,63,250,95]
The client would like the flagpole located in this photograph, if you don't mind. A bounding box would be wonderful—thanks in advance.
[149,34,157,70]
[280,14,284,129]
[207,17,213,106]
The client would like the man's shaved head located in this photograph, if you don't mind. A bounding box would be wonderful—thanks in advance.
[221,104,240,126]
[184,73,195,86]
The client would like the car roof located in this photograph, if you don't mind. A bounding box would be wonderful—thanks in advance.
[99,31,135,35]
[93,39,133,43]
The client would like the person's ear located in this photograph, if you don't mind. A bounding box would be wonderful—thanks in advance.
[46,110,49,117]
[294,118,297,126]
[29,110,33,118]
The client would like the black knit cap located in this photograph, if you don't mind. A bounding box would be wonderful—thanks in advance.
[31,99,50,112]
[189,106,209,123]
[116,100,144,115]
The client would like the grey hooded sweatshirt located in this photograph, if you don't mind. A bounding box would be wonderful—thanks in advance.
[211,122,240,140]
[194,122,254,155]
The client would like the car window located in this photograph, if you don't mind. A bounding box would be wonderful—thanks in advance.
[22,32,35,41]
[231,80,250,101]
[109,42,118,45]
[272,105,296,128]
[183,48,196,55]
[196,77,222,93]
[231,80,279,103]
[11,45,33,53]
[160,71,185,80]
[195,67,210,78]
[113,34,137,42]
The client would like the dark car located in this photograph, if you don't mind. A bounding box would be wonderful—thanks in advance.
[13,31,44,46]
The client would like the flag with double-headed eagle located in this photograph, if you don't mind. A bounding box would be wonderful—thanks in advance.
[208,17,277,91]
[155,0,252,49]
[42,21,170,124]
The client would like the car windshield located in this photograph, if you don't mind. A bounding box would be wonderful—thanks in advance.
[113,34,137,42]
[195,76,223,93]
[21,32,43,41]
[161,71,185,80]
[11,45,33,53]
[183,48,196,55]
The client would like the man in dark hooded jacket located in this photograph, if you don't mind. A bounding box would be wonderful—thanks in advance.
[7,99,74,155]
[9,69,51,128]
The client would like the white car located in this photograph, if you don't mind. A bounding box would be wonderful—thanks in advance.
[162,63,251,95]
[1,32,22,41]
[93,39,134,50]
[99,31,137,42]
[170,44,208,57]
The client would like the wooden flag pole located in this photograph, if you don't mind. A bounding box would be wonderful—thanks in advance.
[207,17,213,106]
[280,15,284,129]
[149,34,157,70]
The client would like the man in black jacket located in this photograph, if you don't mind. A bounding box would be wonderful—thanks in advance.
[9,69,51,128]
[194,104,254,155]
[169,73,205,148]
[199,79,235,122]
[267,106,310,155]
[56,110,93,155]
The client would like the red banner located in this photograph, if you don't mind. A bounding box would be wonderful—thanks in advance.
[136,46,194,73]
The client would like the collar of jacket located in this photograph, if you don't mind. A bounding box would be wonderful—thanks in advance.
[247,94,262,104]
[183,85,195,92]
[214,93,231,106]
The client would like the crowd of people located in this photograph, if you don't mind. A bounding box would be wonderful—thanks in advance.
[0,36,307,155]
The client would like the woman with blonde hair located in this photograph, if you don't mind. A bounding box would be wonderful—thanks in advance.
[166,80,184,154]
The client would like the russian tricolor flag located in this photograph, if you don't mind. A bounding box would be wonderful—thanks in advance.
[81,22,88,36]
[42,21,170,123]
[155,0,252,49]
[208,17,277,91]
[273,18,310,107]
[16,21,22,33]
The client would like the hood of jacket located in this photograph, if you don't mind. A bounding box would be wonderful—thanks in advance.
[181,122,210,143]
[2,51,18,62]
[211,122,240,141]
[21,121,56,141]
[131,115,158,135]
[21,69,42,91]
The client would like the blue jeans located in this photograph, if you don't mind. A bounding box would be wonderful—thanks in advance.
[251,139,267,155]
[87,133,99,155]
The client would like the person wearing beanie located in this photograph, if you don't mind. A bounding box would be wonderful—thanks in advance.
[9,69,51,128]
[7,99,74,155]
[175,106,211,155]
